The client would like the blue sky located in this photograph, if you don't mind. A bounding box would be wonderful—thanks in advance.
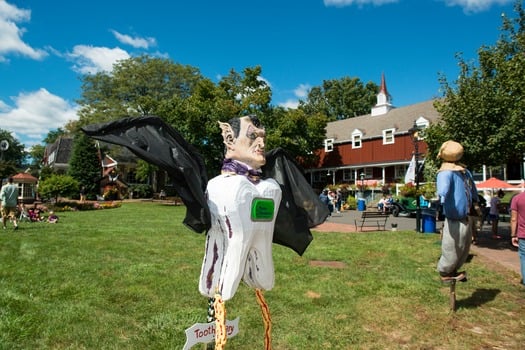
[0,0,518,149]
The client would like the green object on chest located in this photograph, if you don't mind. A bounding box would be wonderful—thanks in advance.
[251,198,275,221]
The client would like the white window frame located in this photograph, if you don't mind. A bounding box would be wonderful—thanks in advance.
[383,128,395,144]
[352,130,362,149]
[324,138,334,152]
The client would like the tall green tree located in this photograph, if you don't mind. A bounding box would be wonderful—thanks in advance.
[428,1,525,168]
[43,128,66,144]
[264,107,329,168]
[218,66,272,116]
[68,133,101,198]
[75,55,204,127]
[74,55,328,176]
[299,77,379,120]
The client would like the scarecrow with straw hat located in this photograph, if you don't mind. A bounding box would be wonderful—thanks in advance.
[436,140,480,283]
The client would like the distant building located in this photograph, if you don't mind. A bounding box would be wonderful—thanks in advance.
[42,137,74,173]
[12,172,38,204]
[306,74,524,190]
[306,74,439,190]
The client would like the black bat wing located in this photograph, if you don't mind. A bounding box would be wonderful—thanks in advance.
[263,148,330,255]
[81,116,210,233]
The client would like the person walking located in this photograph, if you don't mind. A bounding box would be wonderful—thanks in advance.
[510,191,525,286]
[482,190,492,225]
[436,141,480,283]
[0,177,19,230]
[319,189,332,216]
[489,190,504,239]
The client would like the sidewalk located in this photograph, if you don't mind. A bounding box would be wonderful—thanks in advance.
[313,209,520,275]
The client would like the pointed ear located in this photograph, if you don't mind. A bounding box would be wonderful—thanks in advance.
[219,121,235,149]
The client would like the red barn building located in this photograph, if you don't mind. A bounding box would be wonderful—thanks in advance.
[306,74,440,191]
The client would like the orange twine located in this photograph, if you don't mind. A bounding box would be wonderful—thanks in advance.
[255,288,272,350]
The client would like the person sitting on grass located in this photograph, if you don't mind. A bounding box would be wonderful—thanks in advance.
[47,211,59,224]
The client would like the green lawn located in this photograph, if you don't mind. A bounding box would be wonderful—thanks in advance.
[1,202,524,349]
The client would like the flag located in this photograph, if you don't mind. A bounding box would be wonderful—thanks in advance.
[405,155,416,184]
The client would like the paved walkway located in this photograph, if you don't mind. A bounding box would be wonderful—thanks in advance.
[313,209,521,276]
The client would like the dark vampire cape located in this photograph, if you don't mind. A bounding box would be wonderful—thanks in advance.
[81,116,329,255]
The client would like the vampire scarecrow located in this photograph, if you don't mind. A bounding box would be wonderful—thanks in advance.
[82,115,329,349]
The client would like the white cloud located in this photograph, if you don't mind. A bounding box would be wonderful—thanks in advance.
[441,0,513,13]
[0,0,47,62]
[0,89,78,145]
[323,0,513,12]
[294,84,311,99]
[67,45,130,74]
[279,99,300,109]
[111,30,157,49]
[324,0,398,7]
[277,83,312,109]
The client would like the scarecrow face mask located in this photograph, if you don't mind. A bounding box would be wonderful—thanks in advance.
[220,116,266,169]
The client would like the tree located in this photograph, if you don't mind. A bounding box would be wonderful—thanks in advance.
[218,66,272,116]
[298,77,379,120]
[264,107,329,168]
[68,133,101,198]
[43,128,66,144]
[73,55,328,177]
[75,55,204,127]
[429,1,525,169]
[38,174,79,202]
[0,129,26,168]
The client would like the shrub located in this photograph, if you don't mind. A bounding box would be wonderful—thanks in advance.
[38,174,79,202]
[399,183,417,197]
[344,196,357,210]
[50,200,121,211]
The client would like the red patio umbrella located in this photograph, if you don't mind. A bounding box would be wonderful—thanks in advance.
[476,177,515,190]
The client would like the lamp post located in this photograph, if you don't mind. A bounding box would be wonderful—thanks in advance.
[327,170,335,186]
[359,172,365,199]
[409,121,422,232]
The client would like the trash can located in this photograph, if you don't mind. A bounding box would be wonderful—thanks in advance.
[422,209,437,233]
[357,198,366,211]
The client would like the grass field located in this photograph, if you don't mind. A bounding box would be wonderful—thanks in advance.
[1,202,524,349]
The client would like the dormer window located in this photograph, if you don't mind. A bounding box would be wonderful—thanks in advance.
[351,129,363,149]
[324,138,334,152]
[383,128,395,144]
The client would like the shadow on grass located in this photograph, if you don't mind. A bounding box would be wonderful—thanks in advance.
[456,288,501,309]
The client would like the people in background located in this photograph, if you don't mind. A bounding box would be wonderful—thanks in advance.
[510,191,525,286]
[327,190,336,215]
[489,190,504,239]
[377,195,387,212]
[319,189,332,216]
[28,204,44,222]
[1,177,19,230]
[482,190,492,225]
[47,211,59,224]
[335,188,342,213]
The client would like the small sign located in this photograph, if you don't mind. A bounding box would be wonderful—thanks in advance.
[183,317,240,350]
[251,198,275,221]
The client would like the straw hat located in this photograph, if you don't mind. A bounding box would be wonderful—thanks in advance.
[438,140,465,172]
